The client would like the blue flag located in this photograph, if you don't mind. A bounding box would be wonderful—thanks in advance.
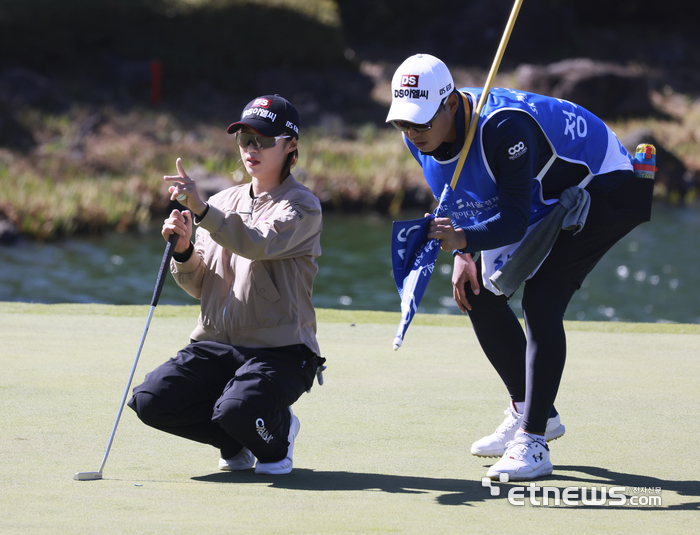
[391,184,453,349]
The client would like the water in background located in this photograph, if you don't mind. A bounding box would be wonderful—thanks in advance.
[1,202,698,324]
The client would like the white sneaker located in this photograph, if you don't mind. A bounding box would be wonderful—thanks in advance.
[255,408,299,475]
[486,433,553,481]
[470,402,566,457]
[219,447,255,471]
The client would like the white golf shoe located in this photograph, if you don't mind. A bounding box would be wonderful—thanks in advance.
[486,433,553,481]
[219,447,255,471]
[470,402,565,457]
[255,408,299,475]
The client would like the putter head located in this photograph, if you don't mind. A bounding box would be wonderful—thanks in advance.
[73,471,102,481]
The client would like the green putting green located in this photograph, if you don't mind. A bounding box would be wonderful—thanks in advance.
[1,303,698,534]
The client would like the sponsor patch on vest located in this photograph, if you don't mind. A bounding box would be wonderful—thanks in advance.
[508,141,528,160]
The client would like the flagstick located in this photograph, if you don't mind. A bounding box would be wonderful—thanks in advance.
[450,0,524,191]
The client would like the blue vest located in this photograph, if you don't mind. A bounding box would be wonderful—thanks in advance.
[406,87,633,228]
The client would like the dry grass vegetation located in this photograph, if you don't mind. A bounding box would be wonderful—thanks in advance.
[1,77,698,240]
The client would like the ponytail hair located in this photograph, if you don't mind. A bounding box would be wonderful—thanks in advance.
[280,145,298,180]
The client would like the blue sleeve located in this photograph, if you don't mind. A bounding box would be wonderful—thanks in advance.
[460,111,539,253]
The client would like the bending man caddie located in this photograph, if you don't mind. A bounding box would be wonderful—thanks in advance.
[386,54,653,481]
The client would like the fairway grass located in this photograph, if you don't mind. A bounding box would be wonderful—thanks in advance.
[1,303,698,534]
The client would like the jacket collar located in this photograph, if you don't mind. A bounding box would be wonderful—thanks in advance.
[249,173,299,201]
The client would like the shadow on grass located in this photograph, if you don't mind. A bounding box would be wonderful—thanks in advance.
[193,469,490,506]
[548,465,700,510]
[192,465,700,509]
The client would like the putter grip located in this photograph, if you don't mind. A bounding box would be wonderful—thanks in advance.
[151,233,180,307]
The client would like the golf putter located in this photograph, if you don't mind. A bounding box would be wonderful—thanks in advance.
[74,232,180,480]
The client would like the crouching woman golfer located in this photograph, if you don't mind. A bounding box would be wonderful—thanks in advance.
[128,95,325,475]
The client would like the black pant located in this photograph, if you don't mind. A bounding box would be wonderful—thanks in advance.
[128,341,321,463]
[464,174,654,433]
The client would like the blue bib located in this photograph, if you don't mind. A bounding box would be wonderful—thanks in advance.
[406,87,633,228]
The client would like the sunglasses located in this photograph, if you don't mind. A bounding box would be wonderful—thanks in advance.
[235,131,291,150]
[389,98,447,133]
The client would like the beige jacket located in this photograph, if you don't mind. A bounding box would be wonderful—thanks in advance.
[171,174,322,355]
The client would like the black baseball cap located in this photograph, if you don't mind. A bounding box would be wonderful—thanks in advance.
[227,94,299,139]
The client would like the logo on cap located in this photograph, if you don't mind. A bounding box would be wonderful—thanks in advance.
[252,98,272,108]
[400,75,420,88]
[243,106,277,122]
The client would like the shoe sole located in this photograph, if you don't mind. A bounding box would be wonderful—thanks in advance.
[219,462,255,471]
[219,449,256,471]
[255,462,292,475]
[487,461,553,481]
[546,424,565,442]
[471,425,566,458]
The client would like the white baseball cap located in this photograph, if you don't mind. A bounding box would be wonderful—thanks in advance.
[386,54,454,124]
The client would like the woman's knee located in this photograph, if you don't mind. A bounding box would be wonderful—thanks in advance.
[212,397,252,433]
[128,391,170,427]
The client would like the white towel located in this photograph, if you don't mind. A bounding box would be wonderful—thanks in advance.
[489,187,591,297]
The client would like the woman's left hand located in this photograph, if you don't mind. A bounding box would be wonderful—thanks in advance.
[427,217,467,252]
[164,158,207,216]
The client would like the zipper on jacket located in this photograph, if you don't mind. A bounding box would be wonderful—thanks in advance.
[222,194,256,324]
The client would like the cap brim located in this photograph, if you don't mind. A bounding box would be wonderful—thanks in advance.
[386,99,441,124]
[226,119,280,137]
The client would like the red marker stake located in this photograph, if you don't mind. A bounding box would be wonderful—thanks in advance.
[150,60,162,106]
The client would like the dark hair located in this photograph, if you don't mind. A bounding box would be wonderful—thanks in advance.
[280,144,298,180]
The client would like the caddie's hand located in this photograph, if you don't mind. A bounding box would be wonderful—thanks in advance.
[452,253,479,313]
[162,209,193,254]
[427,217,467,252]
[164,158,207,216]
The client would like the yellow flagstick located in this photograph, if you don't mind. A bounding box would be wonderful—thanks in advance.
[450,0,524,190]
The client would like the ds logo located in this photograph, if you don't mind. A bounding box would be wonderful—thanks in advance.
[400,75,419,87]
[252,98,271,108]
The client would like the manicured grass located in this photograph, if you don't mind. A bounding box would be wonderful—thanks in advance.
[1,303,698,534]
